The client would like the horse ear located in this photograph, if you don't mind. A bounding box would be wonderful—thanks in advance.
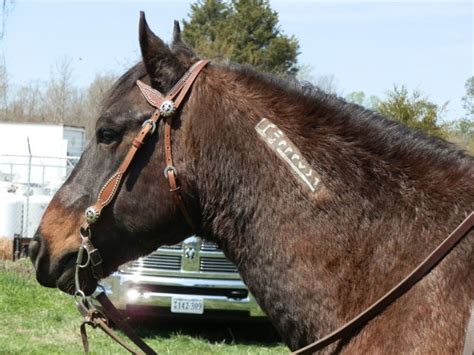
[172,20,182,44]
[171,20,198,67]
[138,12,185,92]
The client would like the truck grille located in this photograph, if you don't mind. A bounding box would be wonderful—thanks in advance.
[130,253,181,271]
[200,257,238,273]
[200,240,221,252]
[121,237,239,276]
[159,244,182,250]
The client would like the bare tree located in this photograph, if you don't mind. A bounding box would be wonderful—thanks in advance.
[314,74,340,95]
[0,62,7,118]
[4,54,116,139]
[1,0,14,40]
[42,56,80,124]
[79,72,116,138]
[8,81,43,122]
[297,63,341,95]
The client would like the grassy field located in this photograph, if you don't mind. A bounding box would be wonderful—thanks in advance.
[0,259,287,354]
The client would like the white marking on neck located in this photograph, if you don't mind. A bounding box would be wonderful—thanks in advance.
[256,118,320,193]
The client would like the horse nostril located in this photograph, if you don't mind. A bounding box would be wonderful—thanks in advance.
[29,238,41,264]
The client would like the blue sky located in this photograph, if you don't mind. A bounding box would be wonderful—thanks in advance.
[2,0,472,119]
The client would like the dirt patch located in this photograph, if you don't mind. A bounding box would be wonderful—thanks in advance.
[0,237,13,260]
[0,258,35,277]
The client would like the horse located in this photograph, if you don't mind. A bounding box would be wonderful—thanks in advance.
[29,13,473,353]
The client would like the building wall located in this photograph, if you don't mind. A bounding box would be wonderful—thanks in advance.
[0,123,85,185]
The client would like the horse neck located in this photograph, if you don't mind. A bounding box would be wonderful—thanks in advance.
[186,67,474,346]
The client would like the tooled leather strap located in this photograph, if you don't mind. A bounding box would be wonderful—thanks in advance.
[294,212,474,354]
[88,109,160,222]
[162,61,210,229]
[164,119,195,228]
[146,60,210,229]
[87,60,209,228]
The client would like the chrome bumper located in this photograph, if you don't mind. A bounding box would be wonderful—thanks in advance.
[98,272,266,318]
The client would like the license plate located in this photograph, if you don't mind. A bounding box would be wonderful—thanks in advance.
[171,297,204,314]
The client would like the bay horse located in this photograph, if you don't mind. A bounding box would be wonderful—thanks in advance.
[30,13,473,353]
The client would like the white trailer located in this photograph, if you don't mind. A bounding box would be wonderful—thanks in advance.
[0,122,85,185]
[0,122,85,238]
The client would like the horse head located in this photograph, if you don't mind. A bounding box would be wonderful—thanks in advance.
[29,13,204,295]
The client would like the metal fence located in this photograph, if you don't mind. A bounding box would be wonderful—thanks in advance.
[0,154,79,240]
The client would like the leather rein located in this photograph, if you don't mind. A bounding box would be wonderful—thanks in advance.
[71,58,474,354]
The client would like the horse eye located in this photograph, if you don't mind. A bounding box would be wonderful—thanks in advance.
[97,128,118,144]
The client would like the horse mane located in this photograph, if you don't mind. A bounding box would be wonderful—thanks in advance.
[227,62,472,170]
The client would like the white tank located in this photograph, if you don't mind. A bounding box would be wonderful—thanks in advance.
[23,195,52,238]
[0,193,24,238]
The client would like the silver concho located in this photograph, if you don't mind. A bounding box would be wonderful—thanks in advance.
[159,100,176,117]
[85,206,100,224]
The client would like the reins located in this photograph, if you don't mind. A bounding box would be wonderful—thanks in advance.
[70,57,473,354]
[73,59,210,354]
[293,212,474,354]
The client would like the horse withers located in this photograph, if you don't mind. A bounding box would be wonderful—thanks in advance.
[30,13,473,353]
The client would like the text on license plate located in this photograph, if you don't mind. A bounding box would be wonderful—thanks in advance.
[171,297,204,314]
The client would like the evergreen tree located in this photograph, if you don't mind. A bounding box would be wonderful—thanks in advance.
[375,85,448,138]
[183,0,299,75]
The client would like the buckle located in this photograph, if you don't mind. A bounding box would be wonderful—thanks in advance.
[164,165,177,179]
[89,248,103,268]
[141,118,157,135]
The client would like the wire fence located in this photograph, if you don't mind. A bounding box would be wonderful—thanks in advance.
[0,154,79,242]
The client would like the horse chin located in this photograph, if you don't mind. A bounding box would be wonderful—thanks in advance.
[55,257,98,296]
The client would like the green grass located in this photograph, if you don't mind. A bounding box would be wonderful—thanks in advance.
[0,259,287,354]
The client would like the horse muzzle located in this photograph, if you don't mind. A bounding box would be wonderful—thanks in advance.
[30,232,94,293]
[29,234,57,288]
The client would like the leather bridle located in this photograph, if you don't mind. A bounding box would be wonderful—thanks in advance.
[70,57,474,354]
[74,59,209,354]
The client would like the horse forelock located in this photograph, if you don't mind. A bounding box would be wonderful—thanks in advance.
[101,63,148,113]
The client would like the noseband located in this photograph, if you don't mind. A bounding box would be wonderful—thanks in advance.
[73,60,209,354]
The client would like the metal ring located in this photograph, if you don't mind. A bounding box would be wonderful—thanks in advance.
[76,245,90,269]
[163,165,177,179]
[142,119,156,135]
[74,289,87,304]
[80,225,91,239]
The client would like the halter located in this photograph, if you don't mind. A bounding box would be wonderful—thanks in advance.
[74,59,209,354]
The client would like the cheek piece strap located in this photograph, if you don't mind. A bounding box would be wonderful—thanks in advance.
[72,60,210,355]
